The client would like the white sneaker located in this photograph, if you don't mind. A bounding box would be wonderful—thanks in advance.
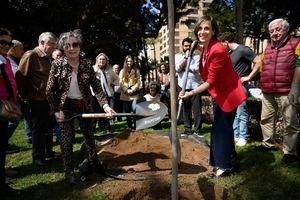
[236,138,247,147]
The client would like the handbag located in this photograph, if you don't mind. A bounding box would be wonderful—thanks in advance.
[0,99,22,120]
[0,63,22,121]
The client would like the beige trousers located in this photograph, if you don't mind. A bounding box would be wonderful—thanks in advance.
[260,93,299,155]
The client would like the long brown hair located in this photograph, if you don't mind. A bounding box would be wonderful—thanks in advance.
[120,55,139,81]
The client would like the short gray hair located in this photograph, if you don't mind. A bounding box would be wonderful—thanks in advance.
[57,29,82,50]
[38,32,57,44]
[12,40,23,47]
[268,18,290,31]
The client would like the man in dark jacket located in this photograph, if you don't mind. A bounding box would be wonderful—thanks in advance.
[16,32,58,168]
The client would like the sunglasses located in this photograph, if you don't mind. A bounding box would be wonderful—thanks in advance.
[0,40,13,47]
[63,42,80,49]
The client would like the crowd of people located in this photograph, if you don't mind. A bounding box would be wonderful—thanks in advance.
[0,16,300,196]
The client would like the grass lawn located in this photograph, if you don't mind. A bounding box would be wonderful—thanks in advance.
[6,118,300,200]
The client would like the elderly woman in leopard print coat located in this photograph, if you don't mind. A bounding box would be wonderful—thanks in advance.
[46,30,114,184]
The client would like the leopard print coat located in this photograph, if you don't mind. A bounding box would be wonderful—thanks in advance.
[46,56,108,114]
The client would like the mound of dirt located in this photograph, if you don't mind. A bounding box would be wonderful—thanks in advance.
[94,130,226,200]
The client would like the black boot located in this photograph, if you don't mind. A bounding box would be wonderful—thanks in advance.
[65,171,77,185]
[92,158,105,175]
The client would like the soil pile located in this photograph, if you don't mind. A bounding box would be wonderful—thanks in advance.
[93,130,225,200]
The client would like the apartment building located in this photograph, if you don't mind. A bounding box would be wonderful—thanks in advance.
[154,0,213,61]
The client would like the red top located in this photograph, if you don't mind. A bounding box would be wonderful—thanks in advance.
[0,55,17,102]
[199,39,246,112]
[260,36,300,93]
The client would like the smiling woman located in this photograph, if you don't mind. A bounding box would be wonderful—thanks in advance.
[0,27,22,197]
[179,16,246,177]
[46,29,115,185]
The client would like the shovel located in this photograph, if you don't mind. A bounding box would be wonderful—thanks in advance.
[62,101,168,130]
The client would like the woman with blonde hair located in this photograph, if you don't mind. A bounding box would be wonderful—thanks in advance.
[92,53,118,134]
[119,55,141,129]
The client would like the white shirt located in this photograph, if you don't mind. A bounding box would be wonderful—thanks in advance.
[175,53,201,90]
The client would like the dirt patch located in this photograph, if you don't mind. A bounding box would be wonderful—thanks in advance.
[91,130,225,200]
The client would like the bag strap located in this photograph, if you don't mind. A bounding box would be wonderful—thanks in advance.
[0,63,14,98]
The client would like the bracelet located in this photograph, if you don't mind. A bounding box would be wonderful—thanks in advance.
[184,56,188,59]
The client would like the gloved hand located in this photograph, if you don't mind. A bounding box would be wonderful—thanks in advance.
[288,83,300,107]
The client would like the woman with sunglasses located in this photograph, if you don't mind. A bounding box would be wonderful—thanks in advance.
[46,30,114,184]
[179,16,246,177]
[0,28,21,196]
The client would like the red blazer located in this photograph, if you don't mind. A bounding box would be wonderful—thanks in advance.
[199,39,246,112]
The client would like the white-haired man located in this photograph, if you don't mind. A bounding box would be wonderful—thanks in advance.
[16,32,58,168]
[259,18,300,164]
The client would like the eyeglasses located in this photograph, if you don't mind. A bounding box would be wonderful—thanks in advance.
[0,40,13,47]
[63,42,80,49]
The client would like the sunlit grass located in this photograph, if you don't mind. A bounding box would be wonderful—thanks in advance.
[6,117,300,200]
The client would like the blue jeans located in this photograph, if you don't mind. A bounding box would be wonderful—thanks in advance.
[123,99,137,129]
[7,119,19,140]
[233,82,249,140]
[20,99,32,141]
[54,124,61,143]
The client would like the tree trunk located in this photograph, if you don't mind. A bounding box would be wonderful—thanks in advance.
[236,0,244,43]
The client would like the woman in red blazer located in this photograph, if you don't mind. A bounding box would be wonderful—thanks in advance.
[180,16,246,177]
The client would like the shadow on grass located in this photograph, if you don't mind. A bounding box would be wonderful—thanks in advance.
[230,145,300,200]
[6,173,107,200]
[197,143,300,200]
[7,143,32,154]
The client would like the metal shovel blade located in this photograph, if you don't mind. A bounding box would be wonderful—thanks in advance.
[136,101,168,130]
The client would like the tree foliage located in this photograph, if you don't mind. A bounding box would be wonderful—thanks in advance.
[0,0,197,65]
[206,0,300,40]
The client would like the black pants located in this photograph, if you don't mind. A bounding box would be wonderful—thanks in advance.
[29,100,54,161]
[0,120,9,185]
[182,91,202,134]
[210,105,237,169]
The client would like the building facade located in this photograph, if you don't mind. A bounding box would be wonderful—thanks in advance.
[157,0,213,60]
